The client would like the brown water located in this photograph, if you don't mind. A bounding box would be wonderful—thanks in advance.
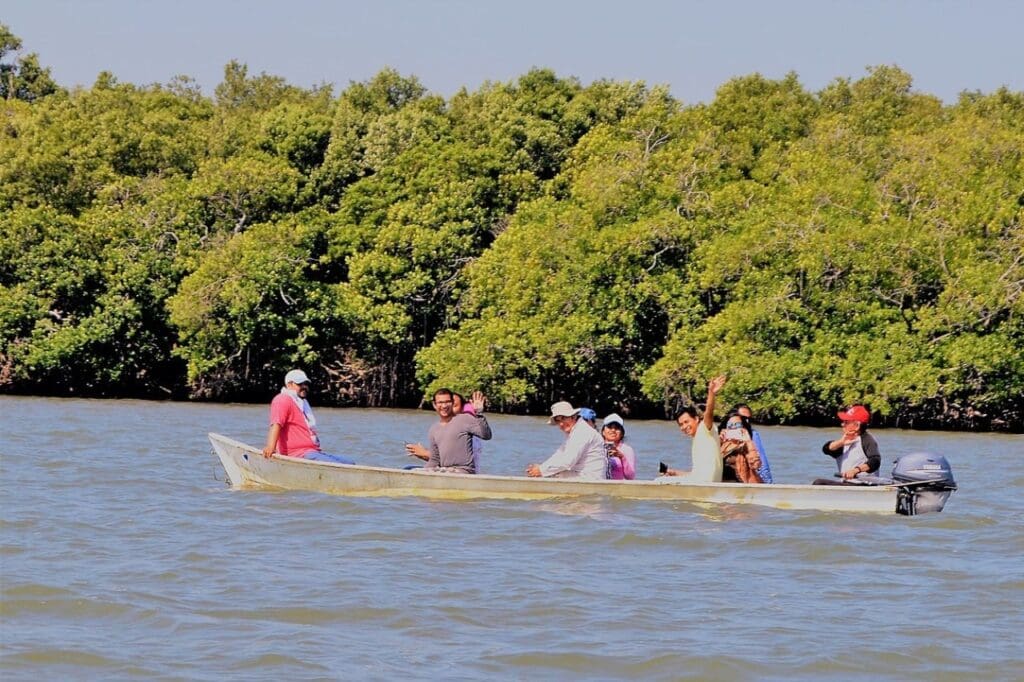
[1,396,1022,680]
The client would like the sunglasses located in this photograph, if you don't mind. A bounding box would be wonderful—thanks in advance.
[726,421,742,429]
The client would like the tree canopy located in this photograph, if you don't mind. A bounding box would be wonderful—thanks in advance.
[1,26,1021,430]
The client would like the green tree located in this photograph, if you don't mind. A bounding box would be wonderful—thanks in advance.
[0,24,59,102]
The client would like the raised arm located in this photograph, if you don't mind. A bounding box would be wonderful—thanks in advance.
[467,391,492,440]
[703,375,727,431]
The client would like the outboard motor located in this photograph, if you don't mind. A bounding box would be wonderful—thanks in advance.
[891,452,957,515]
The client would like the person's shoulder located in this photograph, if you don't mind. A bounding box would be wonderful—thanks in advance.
[270,393,291,407]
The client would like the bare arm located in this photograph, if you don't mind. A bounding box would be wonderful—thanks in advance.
[405,443,430,461]
[466,391,492,440]
[262,423,281,458]
[703,375,727,431]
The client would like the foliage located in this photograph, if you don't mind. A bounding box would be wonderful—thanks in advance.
[0,40,1020,430]
[1,24,60,102]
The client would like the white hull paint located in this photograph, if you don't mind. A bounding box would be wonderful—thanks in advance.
[208,433,900,514]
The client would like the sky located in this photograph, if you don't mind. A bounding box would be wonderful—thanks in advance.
[4,0,1023,104]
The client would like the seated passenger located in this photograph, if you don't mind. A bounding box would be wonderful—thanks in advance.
[718,411,764,483]
[660,375,727,483]
[579,407,598,430]
[262,369,355,464]
[601,413,636,480]
[405,389,491,473]
[813,404,881,485]
[406,391,480,467]
[526,402,608,480]
[735,403,773,483]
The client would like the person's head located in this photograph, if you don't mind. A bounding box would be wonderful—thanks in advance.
[676,406,700,437]
[452,392,465,412]
[432,389,455,419]
[601,413,625,444]
[549,401,581,435]
[720,411,752,439]
[735,403,753,420]
[284,369,311,398]
[579,407,597,428]
[837,404,870,435]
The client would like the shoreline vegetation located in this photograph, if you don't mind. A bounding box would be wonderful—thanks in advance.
[2,25,1022,432]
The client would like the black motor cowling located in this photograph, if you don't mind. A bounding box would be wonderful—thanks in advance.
[891,452,957,515]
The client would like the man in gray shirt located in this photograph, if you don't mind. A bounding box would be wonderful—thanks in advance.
[405,389,491,473]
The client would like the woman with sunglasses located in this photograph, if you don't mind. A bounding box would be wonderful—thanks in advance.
[718,411,764,483]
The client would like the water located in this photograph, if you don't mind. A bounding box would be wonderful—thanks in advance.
[1,396,1022,681]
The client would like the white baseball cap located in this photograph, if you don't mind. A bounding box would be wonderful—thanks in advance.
[602,413,625,428]
[284,369,310,385]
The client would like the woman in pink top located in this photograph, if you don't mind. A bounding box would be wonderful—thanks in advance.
[601,413,637,480]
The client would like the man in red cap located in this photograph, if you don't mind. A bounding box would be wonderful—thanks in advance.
[814,405,881,484]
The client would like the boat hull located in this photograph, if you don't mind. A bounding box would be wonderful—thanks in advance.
[208,433,900,514]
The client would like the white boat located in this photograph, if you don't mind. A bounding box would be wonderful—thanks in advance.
[209,433,957,515]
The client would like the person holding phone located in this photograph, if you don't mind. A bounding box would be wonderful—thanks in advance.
[718,411,764,483]
[601,413,636,480]
[735,403,773,483]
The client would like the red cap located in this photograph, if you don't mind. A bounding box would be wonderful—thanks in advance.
[837,405,870,424]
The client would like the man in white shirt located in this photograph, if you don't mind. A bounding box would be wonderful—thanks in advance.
[661,375,727,483]
[526,401,608,480]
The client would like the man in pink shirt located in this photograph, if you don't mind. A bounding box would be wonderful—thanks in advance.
[262,369,355,464]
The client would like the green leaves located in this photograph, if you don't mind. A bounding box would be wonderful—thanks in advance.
[0,59,1020,428]
[1,24,59,103]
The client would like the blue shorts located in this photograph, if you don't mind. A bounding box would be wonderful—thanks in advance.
[305,451,355,465]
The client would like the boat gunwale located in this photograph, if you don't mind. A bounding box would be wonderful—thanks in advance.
[208,431,899,496]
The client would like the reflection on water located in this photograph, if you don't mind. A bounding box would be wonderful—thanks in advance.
[1,396,1022,680]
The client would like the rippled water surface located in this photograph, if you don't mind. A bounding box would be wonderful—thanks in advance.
[2,396,1022,680]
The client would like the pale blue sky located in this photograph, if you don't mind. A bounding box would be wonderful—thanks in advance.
[4,0,1023,103]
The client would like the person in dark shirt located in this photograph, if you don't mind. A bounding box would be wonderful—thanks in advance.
[813,404,881,485]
